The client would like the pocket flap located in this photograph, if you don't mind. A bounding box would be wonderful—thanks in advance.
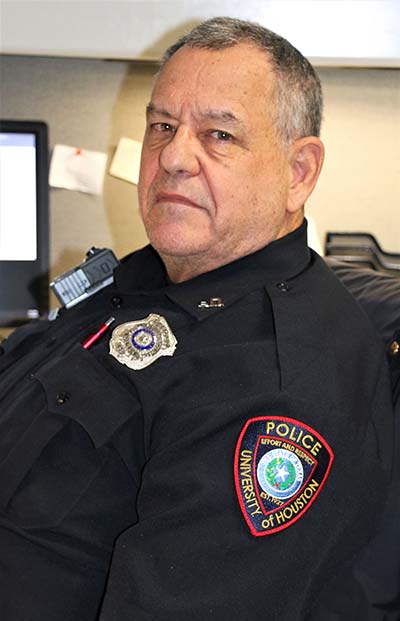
[34,344,139,448]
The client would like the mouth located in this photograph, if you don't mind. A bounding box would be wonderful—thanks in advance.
[155,192,203,209]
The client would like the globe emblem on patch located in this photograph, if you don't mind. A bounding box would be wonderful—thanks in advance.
[257,448,304,500]
[131,327,155,351]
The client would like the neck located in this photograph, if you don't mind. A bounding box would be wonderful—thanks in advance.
[160,213,305,283]
[162,254,218,283]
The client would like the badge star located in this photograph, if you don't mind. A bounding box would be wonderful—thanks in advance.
[275,464,289,483]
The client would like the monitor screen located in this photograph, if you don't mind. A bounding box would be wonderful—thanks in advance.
[0,120,49,325]
[0,131,37,261]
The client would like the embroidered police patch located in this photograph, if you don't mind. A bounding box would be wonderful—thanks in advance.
[234,416,334,536]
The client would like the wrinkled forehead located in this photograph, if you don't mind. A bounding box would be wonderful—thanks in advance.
[151,43,276,114]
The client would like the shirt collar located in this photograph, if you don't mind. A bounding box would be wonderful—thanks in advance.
[114,220,311,320]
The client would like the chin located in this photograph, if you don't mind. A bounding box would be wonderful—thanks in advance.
[147,224,209,258]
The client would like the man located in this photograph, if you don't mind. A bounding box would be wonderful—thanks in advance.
[0,17,396,620]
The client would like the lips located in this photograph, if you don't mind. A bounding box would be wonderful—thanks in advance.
[155,192,203,209]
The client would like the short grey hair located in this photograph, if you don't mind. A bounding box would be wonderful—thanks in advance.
[161,17,323,146]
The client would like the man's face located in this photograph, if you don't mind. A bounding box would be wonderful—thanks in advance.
[138,43,297,278]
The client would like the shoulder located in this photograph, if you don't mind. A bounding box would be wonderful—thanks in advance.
[326,257,400,345]
[293,252,382,336]
[325,258,400,409]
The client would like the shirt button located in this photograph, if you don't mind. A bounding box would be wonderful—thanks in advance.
[276,281,289,292]
[388,340,400,357]
[111,296,123,308]
[56,391,70,405]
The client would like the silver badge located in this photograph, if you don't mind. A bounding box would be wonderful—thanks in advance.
[109,314,177,370]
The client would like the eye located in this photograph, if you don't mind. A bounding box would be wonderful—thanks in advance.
[210,130,234,142]
[150,122,176,133]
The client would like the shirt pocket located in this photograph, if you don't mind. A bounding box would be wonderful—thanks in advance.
[0,343,140,531]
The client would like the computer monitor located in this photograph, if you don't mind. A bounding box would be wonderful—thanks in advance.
[0,120,49,325]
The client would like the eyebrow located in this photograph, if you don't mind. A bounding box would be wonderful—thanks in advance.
[146,103,175,119]
[146,103,244,128]
[202,109,243,127]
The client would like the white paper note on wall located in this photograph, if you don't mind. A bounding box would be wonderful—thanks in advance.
[49,144,108,195]
[109,137,142,185]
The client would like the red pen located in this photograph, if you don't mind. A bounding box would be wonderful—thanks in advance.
[82,316,115,350]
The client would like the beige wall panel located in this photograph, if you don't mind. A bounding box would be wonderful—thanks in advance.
[308,68,400,252]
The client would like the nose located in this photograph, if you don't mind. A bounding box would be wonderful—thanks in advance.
[159,126,201,177]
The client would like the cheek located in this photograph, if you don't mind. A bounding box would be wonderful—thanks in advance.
[138,154,159,208]
[206,165,242,209]
[140,143,162,181]
[213,169,254,223]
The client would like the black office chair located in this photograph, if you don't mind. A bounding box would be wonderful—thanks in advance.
[325,232,400,275]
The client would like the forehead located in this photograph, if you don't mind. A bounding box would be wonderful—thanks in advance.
[151,43,276,119]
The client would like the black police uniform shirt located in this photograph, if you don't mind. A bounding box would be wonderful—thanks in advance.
[0,222,395,621]
[327,257,400,417]
[325,258,400,621]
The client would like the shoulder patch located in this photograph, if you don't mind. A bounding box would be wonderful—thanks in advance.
[234,416,334,536]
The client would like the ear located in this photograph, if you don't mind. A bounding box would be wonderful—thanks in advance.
[287,137,324,214]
